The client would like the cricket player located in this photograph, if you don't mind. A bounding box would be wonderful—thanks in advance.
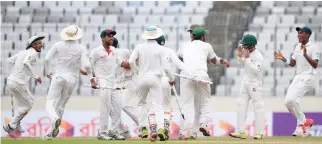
[124,26,175,142]
[229,34,265,139]
[89,29,126,140]
[274,27,319,136]
[177,24,201,139]
[111,37,139,139]
[177,27,229,139]
[3,36,45,138]
[43,25,96,140]
[154,35,190,140]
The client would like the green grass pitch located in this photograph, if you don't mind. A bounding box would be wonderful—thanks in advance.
[2,136,322,144]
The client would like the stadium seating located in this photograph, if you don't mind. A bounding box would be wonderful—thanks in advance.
[215,1,322,96]
[1,1,212,96]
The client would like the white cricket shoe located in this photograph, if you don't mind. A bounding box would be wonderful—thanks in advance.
[3,124,16,139]
[120,131,131,139]
[108,130,126,140]
[292,125,304,136]
[199,123,210,136]
[42,133,53,140]
[97,131,113,140]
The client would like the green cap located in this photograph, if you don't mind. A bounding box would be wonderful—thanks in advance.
[156,35,165,45]
[239,34,257,45]
[296,26,312,35]
[100,29,116,38]
[192,27,209,39]
[187,24,200,32]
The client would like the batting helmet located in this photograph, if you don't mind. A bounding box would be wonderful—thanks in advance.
[239,34,257,45]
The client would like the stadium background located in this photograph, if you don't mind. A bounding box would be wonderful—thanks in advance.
[1,0,322,138]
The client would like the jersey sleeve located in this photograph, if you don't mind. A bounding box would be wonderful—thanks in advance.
[244,53,263,75]
[45,43,58,72]
[80,46,93,80]
[206,43,216,59]
[311,44,320,61]
[128,46,139,70]
[169,49,189,72]
[23,51,38,79]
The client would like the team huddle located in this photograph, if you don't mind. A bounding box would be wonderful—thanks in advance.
[3,24,319,141]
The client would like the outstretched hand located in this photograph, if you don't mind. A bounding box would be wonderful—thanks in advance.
[274,50,285,60]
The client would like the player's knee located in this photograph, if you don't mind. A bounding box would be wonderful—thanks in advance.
[284,98,295,107]
[253,101,264,111]
[236,99,246,107]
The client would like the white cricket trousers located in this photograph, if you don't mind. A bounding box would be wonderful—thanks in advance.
[121,82,140,127]
[161,76,172,124]
[46,75,77,133]
[284,74,315,125]
[97,78,120,133]
[179,70,212,135]
[236,80,265,134]
[137,74,164,130]
[7,80,34,129]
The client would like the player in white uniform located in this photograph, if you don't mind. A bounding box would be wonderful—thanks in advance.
[89,29,125,140]
[3,36,45,138]
[154,35,190,140]
[109,38,139,139]
[124,26,175,142]
[178,27,230,139]
[229,34,265,139]
[274,27,319,136]
[43,25,96,140]
[177,24,201,139]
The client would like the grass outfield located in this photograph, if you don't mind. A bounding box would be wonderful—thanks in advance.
[2,137,322,144]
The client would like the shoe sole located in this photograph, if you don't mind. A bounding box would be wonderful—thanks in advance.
[52,119,61,137]
[150,133,157,142]
[199,127,210,136]
[229,133,246,139]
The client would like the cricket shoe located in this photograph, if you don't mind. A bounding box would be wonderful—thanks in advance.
[292,125,305,136]
[139,127,148,139]
[303,119,314,137]
[199,123,210,136]
[120,130,131,139]
[97,131,113,140]
[229,131,247,139]
[52,118,61,137]
[42,133,52,140]
[178,134,189,140]
[157,128,167,141]
[108,130,126,140]
[3,124,16,139]
[254,133,263,139]
[13,124,25,137]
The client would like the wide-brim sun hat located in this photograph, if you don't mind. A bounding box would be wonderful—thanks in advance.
[26,36,45,49]
[142,26,164,40]
[60,25,83,40]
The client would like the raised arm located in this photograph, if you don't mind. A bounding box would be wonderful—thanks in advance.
[274,47,296,67]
